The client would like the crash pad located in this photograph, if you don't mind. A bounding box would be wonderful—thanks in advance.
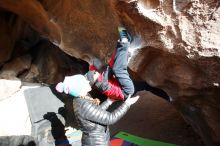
[111,131,179,146]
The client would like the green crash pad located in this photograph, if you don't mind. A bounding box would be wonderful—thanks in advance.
[114,131,179,146]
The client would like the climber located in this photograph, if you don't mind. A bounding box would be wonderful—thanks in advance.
[55,74,139,146]
[84,26,135,100]
[85,26,172,102]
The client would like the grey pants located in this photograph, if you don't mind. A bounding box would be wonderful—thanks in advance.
[108,42,134,96]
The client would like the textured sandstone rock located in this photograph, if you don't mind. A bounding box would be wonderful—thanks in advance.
[0,54,32,79]
[0,0,219,145]
[21,40,88,84]
[116,1,220,145]
[0,79,21,100]
[40,0,120,64]
[0,11,25,66]
[0,0,61,45]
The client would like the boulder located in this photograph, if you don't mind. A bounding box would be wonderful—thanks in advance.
[0,0,220,145]
[0,79,21,100]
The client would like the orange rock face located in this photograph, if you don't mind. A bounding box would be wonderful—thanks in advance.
[0,0,220,145]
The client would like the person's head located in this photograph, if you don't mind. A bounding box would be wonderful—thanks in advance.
[55,74,92,97]
[84,70,100,86]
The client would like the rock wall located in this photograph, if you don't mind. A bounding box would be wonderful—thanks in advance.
[115,1,220,146]
[0,0,220,145]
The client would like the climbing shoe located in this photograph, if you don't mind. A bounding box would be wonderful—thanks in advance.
[118,26,133,43]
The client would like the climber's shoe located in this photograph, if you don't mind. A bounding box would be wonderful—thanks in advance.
[118,26,133,43]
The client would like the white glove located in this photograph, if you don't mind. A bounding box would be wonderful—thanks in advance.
[125,95,140,106]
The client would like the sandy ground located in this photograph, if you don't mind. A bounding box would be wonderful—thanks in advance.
[110,91,205,146]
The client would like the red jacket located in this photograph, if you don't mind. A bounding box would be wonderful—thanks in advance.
[98,73,124,100]
[89,65,124,100]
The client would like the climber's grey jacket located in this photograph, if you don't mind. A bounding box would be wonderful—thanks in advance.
[73,97,130,146]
